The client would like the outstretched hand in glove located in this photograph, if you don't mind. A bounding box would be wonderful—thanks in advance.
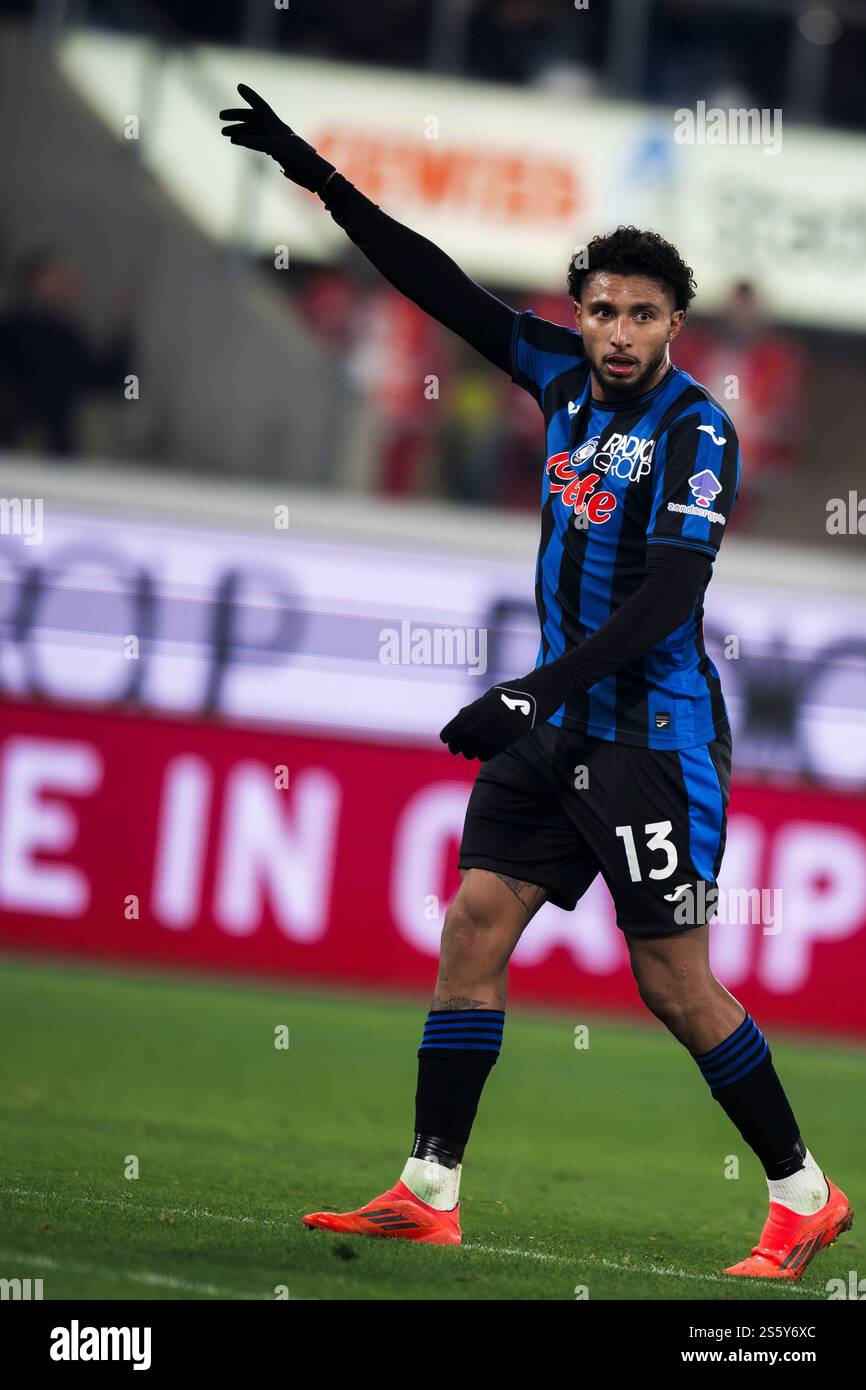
[220,83,335,194]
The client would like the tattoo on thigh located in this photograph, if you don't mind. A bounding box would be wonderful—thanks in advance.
[430,994,486,1011]
[495,872,545,915]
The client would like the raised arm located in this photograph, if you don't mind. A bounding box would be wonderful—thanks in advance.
[220,84,516,373]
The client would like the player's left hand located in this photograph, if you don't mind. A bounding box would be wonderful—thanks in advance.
[439,666,570,761]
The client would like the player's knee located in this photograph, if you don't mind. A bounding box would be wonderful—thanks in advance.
[635,975,704,1026]
[441,891,497,955]
[638,987,683,1025]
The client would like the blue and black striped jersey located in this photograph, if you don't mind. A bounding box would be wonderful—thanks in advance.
[511,309,741,750]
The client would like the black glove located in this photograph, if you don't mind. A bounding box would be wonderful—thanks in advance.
[220,83,335,193]
[439,661,575,762]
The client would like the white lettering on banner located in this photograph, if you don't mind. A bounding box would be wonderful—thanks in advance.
[390,783,471,954]
[152,757,213,929]
[390,785,622,971]
[1,723,864,1008]
[760,823,866,993]
[0,738,102,914]
[213,766,340,942]
[388,800,866,986]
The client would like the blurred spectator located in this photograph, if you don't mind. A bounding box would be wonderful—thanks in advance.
[468,0,579,85]
[0,250,132,458]
[673,282,808,529]
[68,0,866,135]
[647,1,786,113]
[287,264,814,522]
[499,378,545,509]
[346,285,445,496]
[439,338,502,503]
[497,291,574,509]
[294,264,361,355]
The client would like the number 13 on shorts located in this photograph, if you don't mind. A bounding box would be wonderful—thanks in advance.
[615,821,679,882]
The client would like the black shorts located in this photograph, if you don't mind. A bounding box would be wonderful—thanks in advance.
[459,721,732,938]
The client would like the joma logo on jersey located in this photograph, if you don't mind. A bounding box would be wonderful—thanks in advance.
[546,455,616,524]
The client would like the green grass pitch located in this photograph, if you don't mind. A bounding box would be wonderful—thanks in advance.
[0,955,862,1301]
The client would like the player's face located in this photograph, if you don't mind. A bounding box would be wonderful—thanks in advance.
[574,273,684,400]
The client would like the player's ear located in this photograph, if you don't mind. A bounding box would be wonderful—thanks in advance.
[668,309,685,344]
[572,298,582,332]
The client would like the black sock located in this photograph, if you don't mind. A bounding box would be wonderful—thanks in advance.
[692,1012,806,1180]
[412,1008,505,1165]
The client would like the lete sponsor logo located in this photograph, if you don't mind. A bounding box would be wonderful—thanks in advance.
[546,456,616,523]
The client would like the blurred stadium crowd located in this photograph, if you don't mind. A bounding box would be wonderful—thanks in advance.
[0,233,816,526]
[282,265,810,528]
[0,0,863,546]
[14,0,866,128]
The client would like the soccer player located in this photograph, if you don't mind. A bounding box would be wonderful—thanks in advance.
[221,86,853,1280]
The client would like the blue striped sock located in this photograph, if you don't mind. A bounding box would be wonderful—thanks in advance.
[413,1009,506,1159]
[692,1011,805,1180]
[418,1008,505,1056]
[693,1012,769,1092]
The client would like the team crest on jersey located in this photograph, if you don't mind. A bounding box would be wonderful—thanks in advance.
[571,435,600,465]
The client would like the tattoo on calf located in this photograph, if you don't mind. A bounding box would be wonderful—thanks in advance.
[430,994,486,1012]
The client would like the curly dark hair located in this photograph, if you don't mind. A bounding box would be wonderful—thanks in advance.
[567,226,697,313]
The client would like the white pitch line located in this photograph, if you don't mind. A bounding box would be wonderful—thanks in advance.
[0,1249,256,1299]
[0,1187,823,1297]
[1,1186,289,1229]
[595,1255,815,1295]
[462,1243,815,1295]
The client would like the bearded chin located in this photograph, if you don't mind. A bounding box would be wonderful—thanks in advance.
[591,345,668,398]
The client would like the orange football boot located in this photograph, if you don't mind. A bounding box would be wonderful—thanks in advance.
[302,1179,461,1245]
[724,1176,853,1280]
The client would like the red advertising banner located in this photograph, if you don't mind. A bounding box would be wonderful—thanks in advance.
[1,698,864,1038]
